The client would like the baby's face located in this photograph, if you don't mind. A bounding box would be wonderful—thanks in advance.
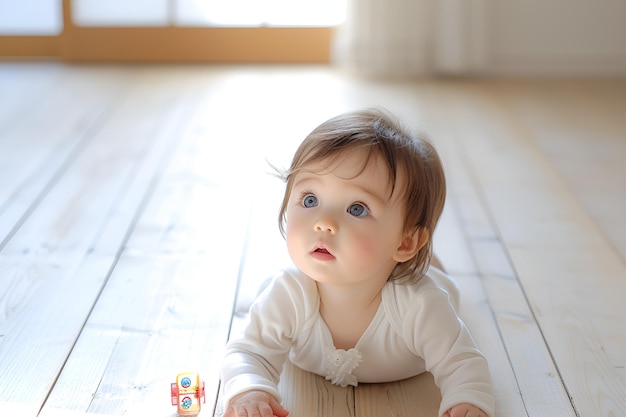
[285,150,409,287]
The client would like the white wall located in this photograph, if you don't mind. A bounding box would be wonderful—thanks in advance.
[486,0,626,76]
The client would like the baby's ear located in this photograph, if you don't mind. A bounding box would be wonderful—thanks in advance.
[393,228,429,263]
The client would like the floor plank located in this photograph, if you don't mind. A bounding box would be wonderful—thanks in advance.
[442,142,575,416]
[355,373,440,417]
[0,66,129,245]
[0,62,64,131]
[40,68,253,417]
[0,66,200,415]
[436,82,626,417]
[500,80,626,261]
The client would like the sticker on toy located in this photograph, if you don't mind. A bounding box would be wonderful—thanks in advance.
[171,372,205,416]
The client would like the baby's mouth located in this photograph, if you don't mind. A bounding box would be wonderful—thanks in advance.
[312,245,335,260]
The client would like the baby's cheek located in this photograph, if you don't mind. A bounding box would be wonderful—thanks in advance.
[348,229,400,270]
[285,224,304,252]
[352,234,381,259]
[285,211,305,240]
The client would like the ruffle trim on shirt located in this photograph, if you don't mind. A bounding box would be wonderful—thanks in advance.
[324,347,362,387]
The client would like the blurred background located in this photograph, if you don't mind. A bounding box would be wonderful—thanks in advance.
[2,3,626,416]
[1,0,626,77]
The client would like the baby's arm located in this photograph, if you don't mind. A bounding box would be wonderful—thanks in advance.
[221,271,311,416]
[223,390,289,417]
[409,282,494,417]
[443,402,488,417]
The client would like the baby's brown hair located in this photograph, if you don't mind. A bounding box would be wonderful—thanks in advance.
[278,109,446,284]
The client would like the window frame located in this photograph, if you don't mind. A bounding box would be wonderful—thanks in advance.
[0,0,335,62]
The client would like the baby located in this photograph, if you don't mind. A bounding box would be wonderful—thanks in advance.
[221,109,494,417]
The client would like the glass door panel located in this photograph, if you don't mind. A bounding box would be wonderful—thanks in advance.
[174,0,264,26]
[72,0,170,26]
[0,0,62,35]
[72,0,347,28]
[266,0,346,26]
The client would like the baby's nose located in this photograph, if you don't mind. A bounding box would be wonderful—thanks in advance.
[314,215,338,234]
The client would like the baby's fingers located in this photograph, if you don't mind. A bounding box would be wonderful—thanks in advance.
[446,403,487,417]
[223,390,287,417]
[268,396,289,417]
[223,403,278,417]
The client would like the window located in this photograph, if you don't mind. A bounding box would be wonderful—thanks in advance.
[72,0,346,27]
[1,0,343,61]
[175,0,346,27]
[0,0,62,35]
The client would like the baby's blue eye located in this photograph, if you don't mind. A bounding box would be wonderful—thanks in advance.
[302,194,318,208]
[348,203,368,217]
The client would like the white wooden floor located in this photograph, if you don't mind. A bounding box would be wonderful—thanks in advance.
[1,63,625,417]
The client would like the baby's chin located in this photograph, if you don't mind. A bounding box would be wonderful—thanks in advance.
[294,263,339,284]
[299,269,368,287]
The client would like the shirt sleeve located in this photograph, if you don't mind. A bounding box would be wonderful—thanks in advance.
[402,284,495,417]
[220,269,313,408]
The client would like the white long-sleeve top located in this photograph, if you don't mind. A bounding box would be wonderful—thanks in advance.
[221,266,495,417]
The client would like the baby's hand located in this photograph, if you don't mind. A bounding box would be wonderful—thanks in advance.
[443,402,488,417]
[223,390,289,417]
